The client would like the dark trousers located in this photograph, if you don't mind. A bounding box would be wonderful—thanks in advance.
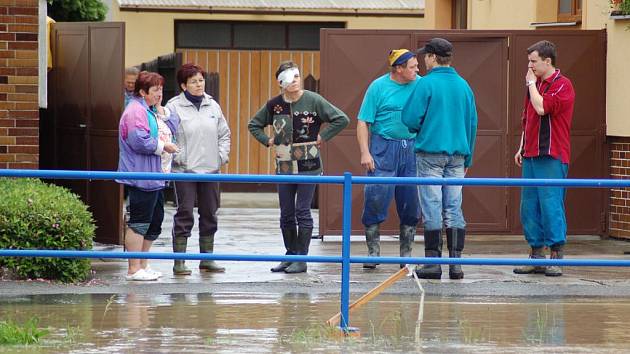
[278,183,317,229]
[173,181,220,238]
[127,186,164,241]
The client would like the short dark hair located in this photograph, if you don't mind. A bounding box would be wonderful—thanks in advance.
[435,55,452,65]
[275,61,298,79]
[527,40,556,66]
[133,71,164,97]
[177,63,206,86]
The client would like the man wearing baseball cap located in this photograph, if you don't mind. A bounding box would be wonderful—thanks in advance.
[357,49,422,269]
[402,38,478,280]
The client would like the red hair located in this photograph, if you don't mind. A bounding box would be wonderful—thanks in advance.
[177,63,206,86]
[133,71,164,96]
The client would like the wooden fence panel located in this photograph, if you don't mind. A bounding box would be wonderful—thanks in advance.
[178,49,320,175]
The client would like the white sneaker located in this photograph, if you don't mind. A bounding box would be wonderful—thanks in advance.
[125,269,159,281]
[144,266,163,278]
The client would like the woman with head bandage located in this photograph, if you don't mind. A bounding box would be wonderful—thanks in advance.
[277,67,300,89]
[248,61,349,274]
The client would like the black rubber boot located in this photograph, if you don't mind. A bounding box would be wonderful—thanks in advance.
[199,234,225,273]
[513,247,546,274]
[363,224,380,269]
[415,229,443,279]
[285,227,312,274]
[271,227,297,272]
[446,228,465,280]
[172,235,192,275]
[545,244,564,277]
[399,224,416,268]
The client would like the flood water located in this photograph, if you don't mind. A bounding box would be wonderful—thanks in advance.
[1,293,629,353]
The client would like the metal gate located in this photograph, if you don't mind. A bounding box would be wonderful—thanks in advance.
[319,29,607,236]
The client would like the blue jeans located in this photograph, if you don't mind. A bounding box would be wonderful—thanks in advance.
[278,183,317,229]
[362,134,420,227]
[520,156,569,248]
[416,152,466,231]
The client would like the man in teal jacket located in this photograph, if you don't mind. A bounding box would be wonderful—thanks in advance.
[402,38,478,280]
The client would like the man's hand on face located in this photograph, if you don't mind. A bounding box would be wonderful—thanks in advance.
[526,68,536,84]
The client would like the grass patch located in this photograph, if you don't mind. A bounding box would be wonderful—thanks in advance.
[458,319,487,344]
[280,324,341,345]
[523,305,559,345]
[62,325,83,344]
[0,317,49,345]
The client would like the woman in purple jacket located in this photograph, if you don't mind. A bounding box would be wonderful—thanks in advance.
[117,71,180,281]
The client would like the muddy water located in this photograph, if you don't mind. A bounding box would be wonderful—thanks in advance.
[0,293,629,353]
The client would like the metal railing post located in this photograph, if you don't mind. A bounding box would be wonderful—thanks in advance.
[340,172,352,330]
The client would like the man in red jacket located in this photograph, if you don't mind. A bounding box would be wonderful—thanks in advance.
[513,40,575,277]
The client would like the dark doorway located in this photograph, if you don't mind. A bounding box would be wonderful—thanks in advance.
[46,22,125,244]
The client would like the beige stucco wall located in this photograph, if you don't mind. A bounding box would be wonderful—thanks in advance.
[424,0,453,29]
[111,9,425,67]
[469,0,536,29]
[582,0,630,136]
[605,19,630,136]
[583,0,611,29]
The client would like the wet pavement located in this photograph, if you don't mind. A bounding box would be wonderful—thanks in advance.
[2,194,630,297]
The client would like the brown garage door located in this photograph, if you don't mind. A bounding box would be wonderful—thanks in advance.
[319,29,607,236]
[49,22,125,244]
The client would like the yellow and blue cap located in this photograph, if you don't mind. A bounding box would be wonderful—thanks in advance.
[388,49,415,66]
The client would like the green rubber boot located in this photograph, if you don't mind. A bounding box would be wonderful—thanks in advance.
[399,224,416,268]
[363,224,381,269]
[173,236,192,275]
[199,234,225,273]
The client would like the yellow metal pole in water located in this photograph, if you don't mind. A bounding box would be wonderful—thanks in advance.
[327,266,411,327]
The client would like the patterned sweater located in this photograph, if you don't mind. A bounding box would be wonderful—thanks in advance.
[248,90,349,175]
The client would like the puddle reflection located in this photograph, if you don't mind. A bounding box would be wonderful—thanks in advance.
[0,293,629,353]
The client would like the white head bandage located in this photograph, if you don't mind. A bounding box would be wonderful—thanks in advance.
[277,67,300,89]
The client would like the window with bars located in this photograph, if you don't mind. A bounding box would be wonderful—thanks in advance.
[175,21,345,50]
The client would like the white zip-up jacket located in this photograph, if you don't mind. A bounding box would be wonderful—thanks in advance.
[166,92,231,174]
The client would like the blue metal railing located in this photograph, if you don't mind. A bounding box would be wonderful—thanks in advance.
[2,169,630,331]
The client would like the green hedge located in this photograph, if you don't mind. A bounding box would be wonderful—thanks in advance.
[0,178,95,283]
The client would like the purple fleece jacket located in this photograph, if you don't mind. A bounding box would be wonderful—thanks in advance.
[116,97,179,191]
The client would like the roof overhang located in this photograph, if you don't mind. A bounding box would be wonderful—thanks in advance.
[118,0,425,17]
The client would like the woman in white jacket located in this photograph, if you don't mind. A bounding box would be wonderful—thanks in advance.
[166,63,231,275]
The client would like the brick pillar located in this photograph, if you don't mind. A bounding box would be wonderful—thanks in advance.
[0,1,39,169]
[610,137,630,239]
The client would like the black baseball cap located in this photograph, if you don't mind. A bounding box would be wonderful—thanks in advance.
[417,38,453,57]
